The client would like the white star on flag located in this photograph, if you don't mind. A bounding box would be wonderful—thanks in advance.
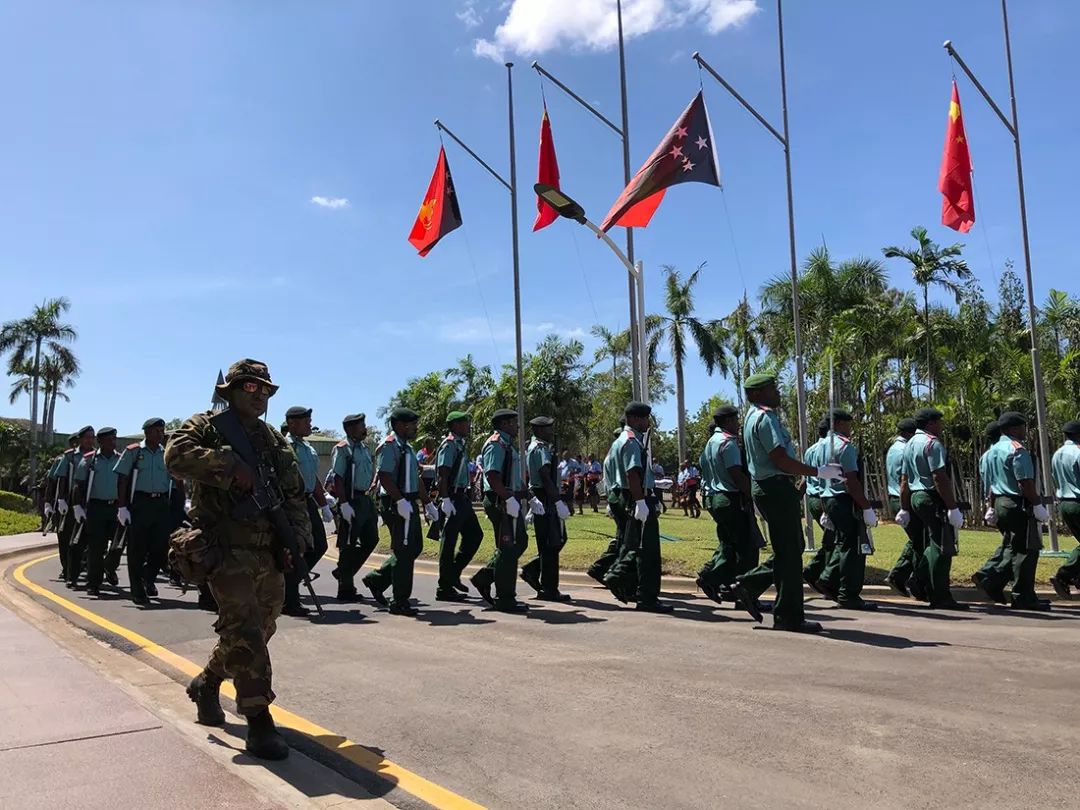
[669,145,684,159]
[695,136,708,150]
[675,126,688,139]
[682,158,695,172]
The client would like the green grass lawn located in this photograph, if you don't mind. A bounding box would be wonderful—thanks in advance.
[0,508,41,536]
[364,507,1075,586]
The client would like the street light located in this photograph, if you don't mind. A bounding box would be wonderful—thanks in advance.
[535,183,649,402]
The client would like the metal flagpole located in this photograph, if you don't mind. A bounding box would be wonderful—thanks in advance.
[943,0,1058,550]
[433,63,528,458]
[692,0,815,549]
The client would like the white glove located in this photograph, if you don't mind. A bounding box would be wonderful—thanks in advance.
[425,502,440,523]
[528,496,546,517]
[57,499,69,515]
[504,496,521,519]
[321,504,333,522]
[983,506,997,527]
[816,464,844,481]
[947,507,964,529]
[895,509,911,528]
[633,499,649,522]
[819,513,834,531]
[184,499,192,513]
[556,500,571,521]
[605,504,613,517]
[73,505,86,522]
[862,508,878,528]
[340,502,355,522]
[440,497,455,517]
[396,498,413,520]
[43,503,53,517]
[117,507,131,525]
[1033,504,1050,523]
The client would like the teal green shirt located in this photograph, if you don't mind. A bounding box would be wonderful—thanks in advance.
[75,451,121,501]
[743,405,796,481]
[376,432,419,496]
[331,440,375,495]
[886,437,907,497]
[986,434,1034,497]
[821,435,858,497]
[699,428,741,494]
[481,430,523,492]
[602,442,620,491]
[1052,440,1080,499]
[526,437,554,489]
[435,433,470,489]
[979,448,994,499]
[902,429,947,492]
[50,449,79,482]
[113,442,171,494]
[803,438,828,497]
[286,435,319,494]
[615,427,655,490]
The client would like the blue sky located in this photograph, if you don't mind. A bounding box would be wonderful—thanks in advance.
[1,1,1077,437]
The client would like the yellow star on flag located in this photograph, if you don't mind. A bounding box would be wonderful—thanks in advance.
[949,100,960,122]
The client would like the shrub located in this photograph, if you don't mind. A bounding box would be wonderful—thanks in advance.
[0,491,34,514]
[0,508,39,536]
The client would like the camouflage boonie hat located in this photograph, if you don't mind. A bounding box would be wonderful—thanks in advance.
[215,358,279,396]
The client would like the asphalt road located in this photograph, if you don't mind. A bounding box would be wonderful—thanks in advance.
[17,548,1080,810]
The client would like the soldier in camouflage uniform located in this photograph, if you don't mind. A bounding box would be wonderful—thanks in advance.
[166,359,312,761]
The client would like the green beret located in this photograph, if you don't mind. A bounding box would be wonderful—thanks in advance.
[77,425,95,438]
[896,418,917,433]
[530,416,554,427]
[829,408,854,423]
[389,407,419,424]
[984,419,1002,441]
[624,401,652,418]
[67,434,80,444]
[914,408,943,426]
[96,427,117,438]
[285,406,312,420]
[1063,420,1080,436]
[743,373,776,391]
[446,410,471,425]
[491,408,518,426]
[342,413,366,426]
[997,411,1027,429]
[142,417,165,430]
[713,405,739,420]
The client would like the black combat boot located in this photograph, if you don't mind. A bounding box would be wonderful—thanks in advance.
[186,670,225,726]
[245,709,289,760]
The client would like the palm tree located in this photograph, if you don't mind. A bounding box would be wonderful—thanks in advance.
[722,294,759,409]
[1041,289,1079,361]
[590,324,629,377]
[882,226,970,398]
[0,298,78,490]
[40,348,80,443]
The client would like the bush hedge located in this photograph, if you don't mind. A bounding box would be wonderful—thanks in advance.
[0,491,34,514]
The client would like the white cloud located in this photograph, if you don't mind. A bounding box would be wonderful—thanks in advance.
[310,196,349,209]
[457,1,483,28]
[473,0,758,61]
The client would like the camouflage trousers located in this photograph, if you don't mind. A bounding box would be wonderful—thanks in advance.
[205,546,283,716]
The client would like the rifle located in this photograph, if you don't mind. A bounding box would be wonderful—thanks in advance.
[109,467,138,558]
[428,434,467,541]
[210,410,324,618]
[71,459,96,547]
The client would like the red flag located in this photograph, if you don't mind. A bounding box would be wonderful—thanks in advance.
[938,80,975,233]
[408,146,463,257]
[600,91,720,232]
[533,106,561,232]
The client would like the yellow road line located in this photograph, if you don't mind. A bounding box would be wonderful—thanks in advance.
[13,553,485,810]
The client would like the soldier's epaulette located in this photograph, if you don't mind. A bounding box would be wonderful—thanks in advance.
[624,429,637,440]
[1010,440,1024,451]
[82,450,95,459]
[335,439,348,448]
[836,435,850,445]
[488,431,501,443]
[382,434,397,445]
[126,442,141,451]
[64,448,76,456]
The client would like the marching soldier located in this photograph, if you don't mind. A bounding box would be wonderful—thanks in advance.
[1049,420,1080,598]
[586,426,627,584]
[884,418,923,598]
[696,405,758,604]
[330,414,378,602]
[730,375,842,633]
[114,418,173,605]
[899,407,966,610]
[435,411,483,602]
[978,412,1050,610]
[281,406,330,617]
[70,427,122,596]
[52,427,95,582]
[469,409,529,613]
[801,419,835,598]
[521,415,572,601]
[171,359,311,760]
[603,402,671,612]
[362,408,433,616]
[43,435,78,578]
[971,419,1009,601]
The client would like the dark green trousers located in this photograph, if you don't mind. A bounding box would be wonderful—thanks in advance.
[802,495,836,585]
[57,510,74,578]
[604,495,661,605]
[738,477,805,625]
[820,495,866,603]
[125,495,171,599]
[521,491,565,594]
[910,490,955,605]
[976,497,1011,583]
[77,501,117,589]
[437,492,484,594]
[335,495,380,588]
[887,495,924,586]
[473,493,528,605]
[989,496,1041,607]
[698,492,759,588]
[363,498,422,608]
[1055,501,1080,584]
[587,499,626,580]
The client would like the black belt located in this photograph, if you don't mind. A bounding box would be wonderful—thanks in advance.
[134,491,168,499]
[90,498,118,506]
[450,487,470,496]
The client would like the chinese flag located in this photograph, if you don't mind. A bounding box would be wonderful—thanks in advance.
[600,91,720,232]
[533,106,561,232]
[938,81,975,233]
[408,146,463,257]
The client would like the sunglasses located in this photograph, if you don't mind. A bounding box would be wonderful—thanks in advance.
[239,381,274,395]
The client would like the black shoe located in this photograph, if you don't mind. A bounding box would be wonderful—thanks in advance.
[388,603,419,617]
[929,599,969,611]
[245,709,289,760]
[803,573,824,596]
[1011,598,1051,612]
[471,575,494,606]
[59,569,68,582]
[537,590,571,602]
[696,577,722,605]
[586,568,606,585]
[908,578,929,603]
[452,580,469,594]
[436,589,469,602]
[520,567,542,594]
[187,671,225,727]
[772,619,823,633]
[282,602,310,618]
[86,585,101,597]
[169,573,183,587]
[104,570,119,587]
[635,601,673,613]
[363,578,388,607]
[336,588,363,603]
[494,601,529,614]
[815,579,839,602]
[145,582,159,598]
[729,583,763,623]
[971,573,1008,605]
[1049,575,1071,599]
[884,573,910,598]
[132,593,150,606]
[837,599,878,611]
[197,594,218,612]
